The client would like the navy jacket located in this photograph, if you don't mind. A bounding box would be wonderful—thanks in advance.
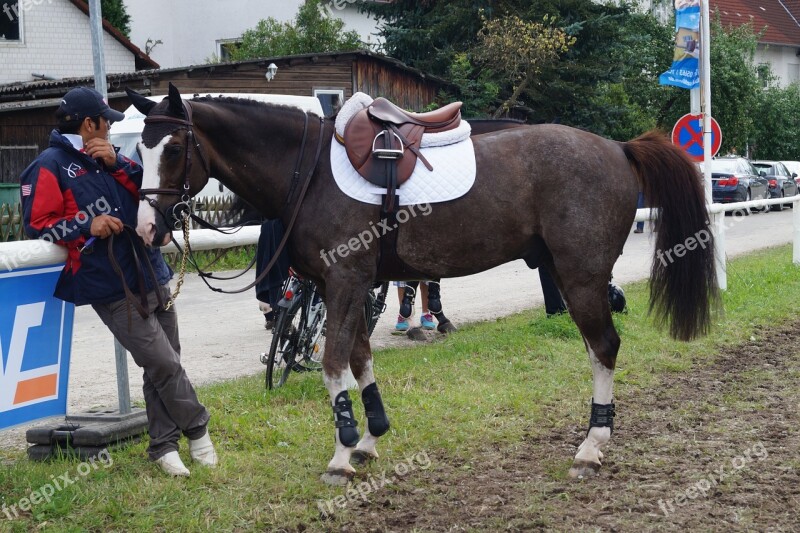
[20,130,172,305]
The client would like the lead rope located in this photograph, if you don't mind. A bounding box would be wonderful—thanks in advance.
[165,209,191,310]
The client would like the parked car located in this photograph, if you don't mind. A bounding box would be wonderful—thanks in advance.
[780,161,800,188]
[710,157,769,215]
[752,160,798,211]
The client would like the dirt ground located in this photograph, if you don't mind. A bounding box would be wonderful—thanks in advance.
[327,322,800,532]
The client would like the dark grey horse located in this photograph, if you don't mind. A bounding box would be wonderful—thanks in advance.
[128,84,717,485]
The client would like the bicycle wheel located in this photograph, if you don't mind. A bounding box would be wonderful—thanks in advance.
[365,282,389,337]
[294,301,325,372]
[266,298,304,390]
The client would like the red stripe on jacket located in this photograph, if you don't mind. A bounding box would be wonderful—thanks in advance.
[29,167,76,231]
[111,159,140,201]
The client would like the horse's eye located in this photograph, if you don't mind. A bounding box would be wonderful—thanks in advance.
[164,143,182,158]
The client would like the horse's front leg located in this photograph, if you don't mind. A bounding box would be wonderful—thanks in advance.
[349,316,390,465]
[320,275,374,486]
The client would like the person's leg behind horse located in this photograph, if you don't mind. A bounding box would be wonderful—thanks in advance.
[419,282,435,329]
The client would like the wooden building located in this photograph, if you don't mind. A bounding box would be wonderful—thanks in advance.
[0,51,453,183]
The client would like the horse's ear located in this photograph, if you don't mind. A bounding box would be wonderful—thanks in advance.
[167,82,185,118]
[125,87,156,115]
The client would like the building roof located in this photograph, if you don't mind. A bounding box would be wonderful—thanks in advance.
[67,0,159,70]
[712,0,800,46]
[0,50,452,100]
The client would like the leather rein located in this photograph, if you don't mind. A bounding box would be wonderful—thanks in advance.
[140,101,326,296]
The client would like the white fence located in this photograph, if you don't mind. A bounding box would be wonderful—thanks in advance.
[635,195,800,290]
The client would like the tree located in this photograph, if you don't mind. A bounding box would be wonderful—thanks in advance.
[474,14,575,118]
[88,0,131,37]
[751,83,800,160]
[363,0,659,129]
[230,0,363,61]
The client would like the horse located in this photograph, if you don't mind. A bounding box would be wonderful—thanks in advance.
[126,83,717,485]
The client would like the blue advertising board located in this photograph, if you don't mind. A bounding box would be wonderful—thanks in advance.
[0,265,73,431]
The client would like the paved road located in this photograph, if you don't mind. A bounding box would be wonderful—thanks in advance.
[1,208,796,449]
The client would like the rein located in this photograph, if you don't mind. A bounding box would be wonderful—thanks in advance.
[141,102,326,298]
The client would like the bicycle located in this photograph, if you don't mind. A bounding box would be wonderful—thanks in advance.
[261,269,389,390]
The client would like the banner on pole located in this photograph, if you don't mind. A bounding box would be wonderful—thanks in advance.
[659,0,701,89]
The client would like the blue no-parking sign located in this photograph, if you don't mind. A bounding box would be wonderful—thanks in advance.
[671,113,722,162]
[0,265,74,431]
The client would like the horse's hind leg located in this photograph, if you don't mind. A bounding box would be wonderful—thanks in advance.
[556,274,620,478]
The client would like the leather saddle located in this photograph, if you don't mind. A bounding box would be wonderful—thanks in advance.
[342,98,463,192]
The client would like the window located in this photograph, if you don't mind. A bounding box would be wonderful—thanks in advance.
[0,0,21,42]
[313,89,344,117]
[216,39,241,62]
[756,63,770,88]
[787,63,799,84]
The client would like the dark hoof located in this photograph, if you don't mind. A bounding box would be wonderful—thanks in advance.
[351,450,378,466]
[568,460,601,479]
[406,327,427,341]
[320,469,355,486]
[437,321,457,334]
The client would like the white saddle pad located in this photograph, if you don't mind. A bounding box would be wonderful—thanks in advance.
[330,137,476,206]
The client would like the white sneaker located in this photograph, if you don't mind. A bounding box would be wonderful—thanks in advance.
[154,451,190,477]
[189,431,218,467]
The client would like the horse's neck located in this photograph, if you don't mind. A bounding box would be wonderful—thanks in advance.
[197,104,314,219]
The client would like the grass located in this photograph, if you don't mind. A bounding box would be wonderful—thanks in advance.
[1,245,799,531]
[163,245,256,273]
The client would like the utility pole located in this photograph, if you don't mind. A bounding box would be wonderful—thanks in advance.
[88,0,107,99]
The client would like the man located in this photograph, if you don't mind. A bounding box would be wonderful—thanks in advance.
[20,87,216,477]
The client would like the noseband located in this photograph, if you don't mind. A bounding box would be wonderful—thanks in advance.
[140,101,211,227]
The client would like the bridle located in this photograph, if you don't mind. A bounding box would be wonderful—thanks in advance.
[140,100,210,229]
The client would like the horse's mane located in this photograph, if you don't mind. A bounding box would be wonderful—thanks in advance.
[190,95,316,117]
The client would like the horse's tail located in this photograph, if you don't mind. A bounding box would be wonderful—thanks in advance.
[622,130,719,341]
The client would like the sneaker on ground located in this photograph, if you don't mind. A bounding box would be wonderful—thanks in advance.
[154,450,190,477]
[395,315,409,332]
[420,313,435,330]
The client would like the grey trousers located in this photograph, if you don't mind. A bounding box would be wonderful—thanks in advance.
[92,284,210,460]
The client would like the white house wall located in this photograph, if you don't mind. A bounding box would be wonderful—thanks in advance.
[0,0,136,84]
[124,0,382,69]
[755,45,800,88]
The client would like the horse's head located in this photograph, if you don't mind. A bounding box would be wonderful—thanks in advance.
[126,83,211,247]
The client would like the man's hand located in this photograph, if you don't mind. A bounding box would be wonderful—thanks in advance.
[90,214,124,238]
[84,138,117,168]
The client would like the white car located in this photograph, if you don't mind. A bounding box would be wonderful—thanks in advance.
[110,92,324,198]
[780,161,800,186]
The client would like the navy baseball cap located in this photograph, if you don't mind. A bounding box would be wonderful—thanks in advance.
[58,87,125,123]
